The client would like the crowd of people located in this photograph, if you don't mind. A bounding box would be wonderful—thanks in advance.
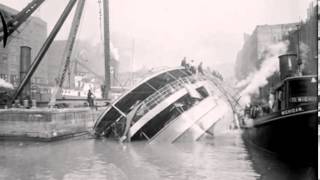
[180,57,224,82]
[211,69,223,81]
[180,57,204,75]
[244,103,271,119]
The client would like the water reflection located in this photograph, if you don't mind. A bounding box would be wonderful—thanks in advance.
[0,131,315,180]
[245,137,316,180]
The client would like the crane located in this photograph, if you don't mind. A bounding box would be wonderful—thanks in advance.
[48,0,86,107]
[10,0,78,103]
[0,0,45,47]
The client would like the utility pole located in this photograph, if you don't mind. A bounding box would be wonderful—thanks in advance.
[296,22,302,76]
[296,23,301,64]
[103,0,111,99]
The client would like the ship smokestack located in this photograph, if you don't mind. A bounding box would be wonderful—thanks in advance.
[20,46,32,98]
[278,53,298,80]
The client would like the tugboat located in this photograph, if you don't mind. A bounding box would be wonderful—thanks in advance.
[94,67,233,143]
[242,53,317,165]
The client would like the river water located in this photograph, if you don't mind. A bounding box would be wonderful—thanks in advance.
[0,131,315,180]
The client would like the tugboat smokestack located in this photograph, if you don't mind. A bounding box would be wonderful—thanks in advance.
[278,53,298,80]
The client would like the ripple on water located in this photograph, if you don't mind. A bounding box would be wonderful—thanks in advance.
[0,131,261,180]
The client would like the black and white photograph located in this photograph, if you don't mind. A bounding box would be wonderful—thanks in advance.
[0,0,318,179]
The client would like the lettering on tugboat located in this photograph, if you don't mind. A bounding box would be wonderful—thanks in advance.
[281,107,303,116]
[289,96,317,103]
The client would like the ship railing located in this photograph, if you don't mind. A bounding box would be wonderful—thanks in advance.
[132,75,207,123]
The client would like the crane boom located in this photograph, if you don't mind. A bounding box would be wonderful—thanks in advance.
[0,0,45,47]
[48,0,86,107]
[10,0,77,103]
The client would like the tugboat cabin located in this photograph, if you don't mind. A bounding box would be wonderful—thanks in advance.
[272,54,317,114]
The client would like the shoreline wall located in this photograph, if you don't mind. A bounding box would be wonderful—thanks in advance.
[0,108,104,141]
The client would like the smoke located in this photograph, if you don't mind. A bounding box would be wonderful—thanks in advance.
[110,42,120,61]
[235,73,254,88]
[238,41,289,106]
[76,41,120,62]
[0,78,13,89]
[299,42,309,71]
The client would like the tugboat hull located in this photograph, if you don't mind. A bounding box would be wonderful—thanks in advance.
[242,108,317,165]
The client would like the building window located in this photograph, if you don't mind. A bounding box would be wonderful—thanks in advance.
[36,77,45,84]
[272,36,277,42]
[10,74,18,84]
[1,54,8,64]
[0,74,8,81]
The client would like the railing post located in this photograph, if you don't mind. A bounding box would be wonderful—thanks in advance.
[111,104,127,118]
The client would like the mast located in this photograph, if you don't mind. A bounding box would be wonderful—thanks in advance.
[296,22,302,75]
[103,0,111,98]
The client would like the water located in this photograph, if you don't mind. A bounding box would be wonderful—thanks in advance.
[0,131,315,180]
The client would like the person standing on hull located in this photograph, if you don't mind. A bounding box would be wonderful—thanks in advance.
[198,62,204,75]
[181,57,187,67]
[87,89,95,108]
[190,60,197,74]
[181,57,193,75]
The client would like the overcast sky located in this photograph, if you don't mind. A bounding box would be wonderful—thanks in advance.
[0,0,313,76]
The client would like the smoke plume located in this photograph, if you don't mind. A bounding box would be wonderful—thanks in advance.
[238,41,289,106]
[235,73,253,88]
[110,42,120,61]
[299,42,309,71]
[0,78,13,89]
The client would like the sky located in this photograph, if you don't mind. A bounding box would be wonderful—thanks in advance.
[0,0,313,77]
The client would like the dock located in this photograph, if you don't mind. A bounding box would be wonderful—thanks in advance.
[0,107,104,141]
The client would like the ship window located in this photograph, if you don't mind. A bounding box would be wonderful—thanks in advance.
[288,78,316,96]
[288,78,317,103]
[196,87,209,98]
[1,54,8,63]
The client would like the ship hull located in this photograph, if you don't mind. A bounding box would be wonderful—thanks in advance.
[242,105,317,166]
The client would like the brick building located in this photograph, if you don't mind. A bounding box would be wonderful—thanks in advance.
[287,2,317,75]
[0,4,48,100]
[235,23,298,80]
[235,1,317,101]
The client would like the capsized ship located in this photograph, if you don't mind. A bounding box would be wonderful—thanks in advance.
[94,67,233,143]
[241,53,317,165]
